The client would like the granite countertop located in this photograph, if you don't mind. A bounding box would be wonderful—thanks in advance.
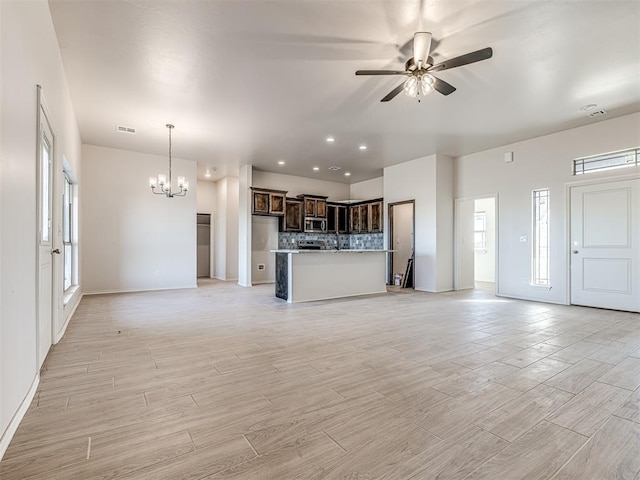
[271,249,395,253]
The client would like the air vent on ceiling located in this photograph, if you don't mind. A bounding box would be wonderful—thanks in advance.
[328,166,342,171]
[116,125,136,134]
[588,109,607,118]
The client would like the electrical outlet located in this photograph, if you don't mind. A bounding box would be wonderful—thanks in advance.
[257,264,265,271]
[155,270,160,277]
[520,236,527,243]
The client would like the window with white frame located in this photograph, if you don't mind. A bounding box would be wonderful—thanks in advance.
[573,147,639,175]
[63,171,75,292]
[532,189,550,285]
[474,211,487,251]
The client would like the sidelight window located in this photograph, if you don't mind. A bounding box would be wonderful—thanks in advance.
[63,170,77,293]
[532,189,550,285]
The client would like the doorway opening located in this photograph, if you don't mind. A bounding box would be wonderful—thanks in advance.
[388,201,415,288]
[455,195,498,292]
[197,213,212,278]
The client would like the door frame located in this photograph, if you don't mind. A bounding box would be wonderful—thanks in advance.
[387,200,415,286]
[565,171,640,307]
[454,193,499,292]
[36,85,58,369]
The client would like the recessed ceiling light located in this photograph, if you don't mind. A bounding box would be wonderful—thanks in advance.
[580,104,598,111]
[204,170,211,177]
[359,145,367,150]
[278,160,285,165]
[326,137,335,143]
[345,172,351,176]
[313,166,320,171]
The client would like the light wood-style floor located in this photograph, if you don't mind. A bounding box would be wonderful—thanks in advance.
[2,280,640,479]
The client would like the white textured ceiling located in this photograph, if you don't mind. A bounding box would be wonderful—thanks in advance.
[49,0,640,184]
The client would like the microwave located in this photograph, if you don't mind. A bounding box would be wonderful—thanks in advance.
[304,217,327,233]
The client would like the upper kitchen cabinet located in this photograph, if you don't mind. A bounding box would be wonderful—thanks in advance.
[350,205,361,233]
[298,194,328,218]
[349,199,383,233]
[251,187,287,216]
[283,198,303,232]
[327,203,348,234]
[369,200,383,233]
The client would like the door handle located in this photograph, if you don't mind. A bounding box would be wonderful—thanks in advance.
[52,248,61,254]
[572,250,579,254]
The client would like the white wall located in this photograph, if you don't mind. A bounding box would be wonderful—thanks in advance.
[474,198,496,283]
[252,171,350,201]
[384,154,454,292]
[251,216,279,284]
[350,177,383,200]
[238,166,252,286]
[455,112,640,303]
[196,180,216,214]
[82,145,197,293]
[214,176,239,281]
[0,0,82,457]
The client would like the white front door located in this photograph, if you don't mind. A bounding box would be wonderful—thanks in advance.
[570,178,640,312]
[37,101,55,368]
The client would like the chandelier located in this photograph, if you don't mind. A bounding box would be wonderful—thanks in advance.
[149,124,189,197]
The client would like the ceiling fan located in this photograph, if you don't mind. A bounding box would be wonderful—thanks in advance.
[355,32,493,102]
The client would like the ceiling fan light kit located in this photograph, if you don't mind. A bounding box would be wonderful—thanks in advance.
[355,32,493,102]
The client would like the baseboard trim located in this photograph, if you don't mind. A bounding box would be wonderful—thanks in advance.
[495,292,568,306]
[0,374,40,460]
[84,285,197,295]
[56,292,83,343]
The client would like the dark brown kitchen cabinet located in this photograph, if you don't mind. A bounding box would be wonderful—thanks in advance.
[348,199,383,233]
[283,198,303,232]
[270,194,285,215]
[336,205,348,233]
[251,187,287,216]
[252,191,270,215]
[298,194,328,218]
[350,205,361,233]
[359,204,369,232]
[369,201,382,232]
[327,203,348,233]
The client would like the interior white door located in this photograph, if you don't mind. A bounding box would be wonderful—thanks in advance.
[570,178,640,312]
[455,198,475,290]
[37,103,55,368]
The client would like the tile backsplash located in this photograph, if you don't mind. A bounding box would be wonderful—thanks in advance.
[279,232,384,250]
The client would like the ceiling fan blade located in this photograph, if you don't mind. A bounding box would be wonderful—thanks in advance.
[430,47,493,72]
[381,83,405,102]
[432,76,456,96]
[355,70,406,76]
[413,32,432,67]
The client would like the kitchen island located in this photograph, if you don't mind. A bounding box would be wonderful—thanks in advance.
[272,249,391,303]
